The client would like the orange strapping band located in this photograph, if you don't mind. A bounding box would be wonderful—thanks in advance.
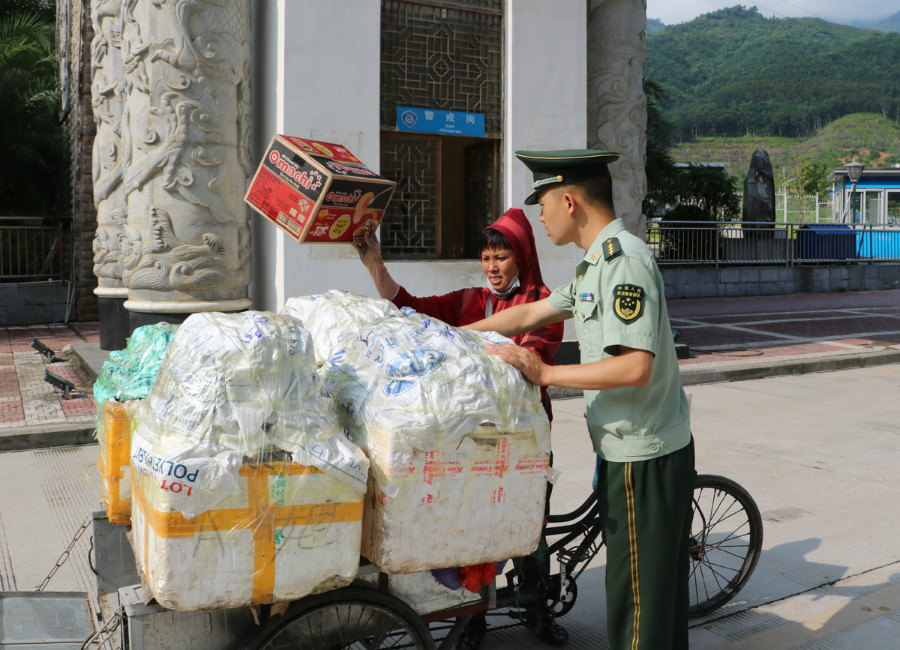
[134,463,362,604]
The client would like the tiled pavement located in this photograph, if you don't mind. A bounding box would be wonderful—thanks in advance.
[0,322,99,430]
[669,292,900,366]
[0,290,898,436]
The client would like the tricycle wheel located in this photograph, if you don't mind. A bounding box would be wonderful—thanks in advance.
[689,474,763,618]
[243,585,434,650]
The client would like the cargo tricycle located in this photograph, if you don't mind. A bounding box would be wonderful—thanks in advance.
[62,469,759,650]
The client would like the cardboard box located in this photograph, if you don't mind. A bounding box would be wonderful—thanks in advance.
[132,461,364,610]
[361,426,548,574]
[245,135,396,243]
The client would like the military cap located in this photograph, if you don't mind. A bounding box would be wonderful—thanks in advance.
[515,149,620,205]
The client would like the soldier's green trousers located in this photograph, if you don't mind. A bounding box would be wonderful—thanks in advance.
[598,438,695,650]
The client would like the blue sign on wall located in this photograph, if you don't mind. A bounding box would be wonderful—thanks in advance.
[396,106,485,137]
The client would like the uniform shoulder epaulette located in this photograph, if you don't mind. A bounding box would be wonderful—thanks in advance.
[602,237,622,261]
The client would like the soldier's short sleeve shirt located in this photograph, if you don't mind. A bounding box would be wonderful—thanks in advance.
[548,219,691,462]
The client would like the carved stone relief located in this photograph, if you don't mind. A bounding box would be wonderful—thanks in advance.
[90,0,128,294]
[587,0,648,236]
[94,0,252,313]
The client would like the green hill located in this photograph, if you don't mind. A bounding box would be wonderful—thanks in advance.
[646,6,900,139]
[670,113,900,185]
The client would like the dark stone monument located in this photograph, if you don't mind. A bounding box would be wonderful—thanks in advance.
[742,149,776,232]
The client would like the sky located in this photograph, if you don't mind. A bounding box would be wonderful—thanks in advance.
[645,0,899,26]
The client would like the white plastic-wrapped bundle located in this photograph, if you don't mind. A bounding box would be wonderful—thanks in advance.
[286,294,552,573]
[325,307,551,463]
[129,311,369,610]
[131,311,368,515]
[362,424,550,573]
[281,290,400,364]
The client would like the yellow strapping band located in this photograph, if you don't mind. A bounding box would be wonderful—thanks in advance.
[133,465,363,605]
[101,401,133,525]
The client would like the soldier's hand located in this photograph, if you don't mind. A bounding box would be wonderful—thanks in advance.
[485,343,548,386]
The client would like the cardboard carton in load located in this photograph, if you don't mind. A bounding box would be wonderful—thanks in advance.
[131,461,364,610]
[361,425,549,574]
[245,135,396,244]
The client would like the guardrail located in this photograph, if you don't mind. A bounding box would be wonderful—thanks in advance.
[0,216,71,281]
[647,220,900,267]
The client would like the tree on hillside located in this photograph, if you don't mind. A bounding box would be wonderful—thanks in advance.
[0,0,67,216]
[643,77,740,223]
[643,77,677,219]
[646,6,900,139]
[786,159,831,223]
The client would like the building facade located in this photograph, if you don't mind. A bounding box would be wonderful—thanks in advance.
[60,0,649,340]
[831,167,900,225]
[57,0,98,321]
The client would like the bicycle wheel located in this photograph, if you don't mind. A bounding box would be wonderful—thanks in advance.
[244,585,435,650]
[688,474,763,618]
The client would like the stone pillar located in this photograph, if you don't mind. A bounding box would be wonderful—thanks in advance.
[90,0,130,349]
[117,0,252,326]
[587,0,648,237]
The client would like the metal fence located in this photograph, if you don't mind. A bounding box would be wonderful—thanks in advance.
[775,193,834,224]
[647,220,900,266]
[0,216,71,281]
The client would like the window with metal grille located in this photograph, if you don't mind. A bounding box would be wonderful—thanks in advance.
[380,0,502,260]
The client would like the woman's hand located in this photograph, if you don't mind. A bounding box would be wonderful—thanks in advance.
[486,343,548,386]
[355,230,383,269]
[354,229,400,300]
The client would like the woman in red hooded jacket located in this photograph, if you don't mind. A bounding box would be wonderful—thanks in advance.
[356,208,569,648]
[356,208,563,421]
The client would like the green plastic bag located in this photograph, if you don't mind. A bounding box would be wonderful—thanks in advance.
[93,322,179,422]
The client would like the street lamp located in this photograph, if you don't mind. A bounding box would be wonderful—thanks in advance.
[846,162,865,223]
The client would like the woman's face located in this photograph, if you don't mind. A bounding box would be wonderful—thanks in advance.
[481,246,519,292]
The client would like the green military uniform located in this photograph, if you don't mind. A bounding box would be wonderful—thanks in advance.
[517,149,695,650]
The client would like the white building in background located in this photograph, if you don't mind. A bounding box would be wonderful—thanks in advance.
[250,0,648,334]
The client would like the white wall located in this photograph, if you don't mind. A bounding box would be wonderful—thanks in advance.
[251,0,383,312]
[250,0,279,311]
[506,0,586,338]
[250,0,587,336]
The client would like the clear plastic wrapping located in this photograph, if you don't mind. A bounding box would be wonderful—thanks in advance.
[281,290,400,364]
[129,311,368,610]
[283,291,551,462]
[94,322,177,526]
[280,292,551,573]
[131,311,369,513]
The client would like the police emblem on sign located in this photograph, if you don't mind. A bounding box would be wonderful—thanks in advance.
[613,284,644,323]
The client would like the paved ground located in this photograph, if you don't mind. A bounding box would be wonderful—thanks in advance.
[0,289,898,648]
[1,291,898,449]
